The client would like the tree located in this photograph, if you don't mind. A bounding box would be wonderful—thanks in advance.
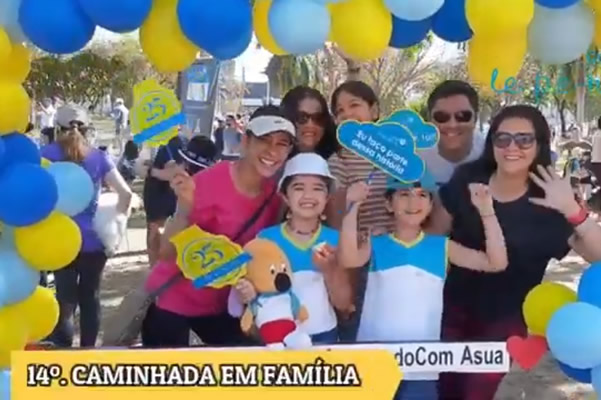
[25,38,177,108]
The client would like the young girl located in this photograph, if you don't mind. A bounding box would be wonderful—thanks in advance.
[339,171,508,400]
[325,81,392,341]
[255,152,353,344]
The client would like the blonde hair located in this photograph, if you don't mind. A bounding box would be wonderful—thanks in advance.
[57,127,87,164]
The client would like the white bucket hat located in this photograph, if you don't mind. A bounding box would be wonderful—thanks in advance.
[278,152,336,191]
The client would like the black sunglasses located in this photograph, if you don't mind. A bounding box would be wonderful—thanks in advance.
[296,111,326,126]
[493,132,536,150]
[432,110,474,124]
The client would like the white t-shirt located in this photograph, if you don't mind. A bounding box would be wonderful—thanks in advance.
[39,106,56,129]
[592,131,601,163]
[418,133,485,185]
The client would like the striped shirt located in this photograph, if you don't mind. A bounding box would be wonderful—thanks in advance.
[328,149,394,233]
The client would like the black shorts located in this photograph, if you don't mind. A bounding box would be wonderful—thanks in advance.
[143,179,177,223]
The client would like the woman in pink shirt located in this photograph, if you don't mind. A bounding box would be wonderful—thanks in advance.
[142,106,295,347]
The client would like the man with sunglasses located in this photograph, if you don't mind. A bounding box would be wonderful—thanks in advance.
[420,80,484,185]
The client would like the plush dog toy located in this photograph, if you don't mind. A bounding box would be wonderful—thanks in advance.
[240,238,312,350]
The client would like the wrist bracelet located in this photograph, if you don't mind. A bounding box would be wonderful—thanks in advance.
[566,207,588,226]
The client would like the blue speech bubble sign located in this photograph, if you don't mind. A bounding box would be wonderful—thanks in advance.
[381,109,439,149]
[337,121,425,182]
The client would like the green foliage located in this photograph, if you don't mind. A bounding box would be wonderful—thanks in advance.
[25,38,177,107]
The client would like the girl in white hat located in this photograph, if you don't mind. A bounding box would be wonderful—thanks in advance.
[240,152,354,344]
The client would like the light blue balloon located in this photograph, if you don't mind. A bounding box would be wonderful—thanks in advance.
[592,365,601,399]
[0,0,27,43]
[528,2,594,65]
[385,0,444,21]
[0,225,15,250]
[47,162,94,216]
[308,0,345,3]
[546,302,601,369]
[269,0,330,55]
[0,369,9,400]
[0,249,39,307]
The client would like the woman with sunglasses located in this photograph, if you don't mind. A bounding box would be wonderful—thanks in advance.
[429,105,601,400]
[280,86,338,160]
[41,105,133,348]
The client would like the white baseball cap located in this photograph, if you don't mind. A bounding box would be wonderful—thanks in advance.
[278,153,336,191]
[247,115,296,138]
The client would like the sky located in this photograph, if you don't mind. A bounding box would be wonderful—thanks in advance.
[93,27,460,83]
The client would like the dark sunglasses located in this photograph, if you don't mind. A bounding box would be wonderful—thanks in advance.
[432,110,473,124]
[296,111,326,126]
[492,132,536,149]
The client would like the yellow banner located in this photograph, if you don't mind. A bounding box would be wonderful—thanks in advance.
[11,349,402,400]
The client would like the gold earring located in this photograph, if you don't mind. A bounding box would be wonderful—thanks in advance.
[320,214,326,221]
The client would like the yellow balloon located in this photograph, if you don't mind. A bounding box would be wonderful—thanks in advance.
[0,28,11,63]
[253,0,286,55]
[15,211,82,271]
[523,282,577,336]
[0,307,28,368]
[466,0,534,36]
[41,157,52,168]
[140,0,199,73]
[0,81,30,134]
[595,14,601,47]
[468,32,527,89]
[7,287,59,343]
[330,0,392,61]
[0,43,32,83]
[589,0,601,12]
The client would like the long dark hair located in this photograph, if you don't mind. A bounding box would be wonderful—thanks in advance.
[464,105,552,196]
[281,86,338,159]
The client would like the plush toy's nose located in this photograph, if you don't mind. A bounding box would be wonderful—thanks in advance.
[274,273,291,293]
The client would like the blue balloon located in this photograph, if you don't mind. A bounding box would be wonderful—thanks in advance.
[269,0,330,55]
[47,162,94,216]
[77,0,151,33]
[593,365,601,399]
[431,0,472,42]
[385,0,444,21]
[178,0,252,60]
[0,249,39,307]
[0,164,58,227]
[0,0,27,43]
[0,138,5,167]
[578,262,601,309]
[558,361,592,383]
[547,302,601,369]
[19,0,96,54]
[535,0,579,8]
[0,370,9,400]
[390,16,431,49]
[0,133,41,170]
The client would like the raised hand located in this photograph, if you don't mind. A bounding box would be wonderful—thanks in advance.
[529,165,580,216]
[170,166,195,212]
[346,181,370,205]
[469,183,495,216]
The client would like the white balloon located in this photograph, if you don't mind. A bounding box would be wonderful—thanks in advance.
[528,2,594,65]
[385,0,444,21]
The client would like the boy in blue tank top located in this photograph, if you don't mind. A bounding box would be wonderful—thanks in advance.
[255,153,353,344]
[338,170,509,400]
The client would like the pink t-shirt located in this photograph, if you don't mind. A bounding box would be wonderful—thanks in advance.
[146,161,281,317]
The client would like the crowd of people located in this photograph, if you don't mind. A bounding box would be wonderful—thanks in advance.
[35,79,601,400]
